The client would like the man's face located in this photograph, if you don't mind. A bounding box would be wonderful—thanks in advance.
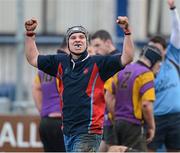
[68,33,87,54]
[91,38,109,55]
[148,42,166,59]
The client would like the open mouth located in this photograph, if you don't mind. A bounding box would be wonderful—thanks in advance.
[74,43,82,48]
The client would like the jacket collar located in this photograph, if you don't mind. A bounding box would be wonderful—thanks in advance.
[70,50,89,63]
[70,50,89,69]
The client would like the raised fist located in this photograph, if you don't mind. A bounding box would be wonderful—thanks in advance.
[168,0,175,9]
[116,16,131,35]
[25,18,38,37]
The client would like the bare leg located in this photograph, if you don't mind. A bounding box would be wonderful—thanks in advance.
[99,140,108,152]
[108,145,128,152]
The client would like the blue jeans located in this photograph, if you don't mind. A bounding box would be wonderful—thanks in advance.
[63,133,102,152]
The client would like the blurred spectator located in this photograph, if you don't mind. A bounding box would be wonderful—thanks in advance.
[105,45,162,151]
[91,30,121,55]
[32,70,65,152]
[91,29,122,152]
[57,37,69,54]
[31,39,68,152]
[87,34,96,55]
[148,0,180,152]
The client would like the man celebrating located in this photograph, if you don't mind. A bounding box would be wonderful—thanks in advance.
[24,16,134,152]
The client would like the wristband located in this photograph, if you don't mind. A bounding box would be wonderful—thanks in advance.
[170,6,176,10]
[124,32,131,35]
[26,31,36,37]
[124,29,131,35]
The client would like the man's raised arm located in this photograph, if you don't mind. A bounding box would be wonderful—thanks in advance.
[25,18,39,67]
[168,0,180,48]
[117,16,134,66]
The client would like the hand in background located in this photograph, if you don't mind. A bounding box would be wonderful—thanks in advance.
[167,0,175,9]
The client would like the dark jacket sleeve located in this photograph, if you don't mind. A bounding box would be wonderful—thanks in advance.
[37,54,64,77]
[96,54,124,81]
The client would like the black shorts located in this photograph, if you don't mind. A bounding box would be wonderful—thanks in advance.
[114,119,147,152]
[39,117,65,152]
[103,125,117,145]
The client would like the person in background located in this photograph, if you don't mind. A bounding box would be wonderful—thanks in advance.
[91,30,120,55]
[105,45,162,152]
[32,39,68,152]
[91,29,121,152]
[57,37,69,54]
[87,34,96,55]
[25,16,134,152]
[148,0,180,152]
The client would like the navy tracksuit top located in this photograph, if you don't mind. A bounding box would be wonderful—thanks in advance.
[38,50,124,136]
